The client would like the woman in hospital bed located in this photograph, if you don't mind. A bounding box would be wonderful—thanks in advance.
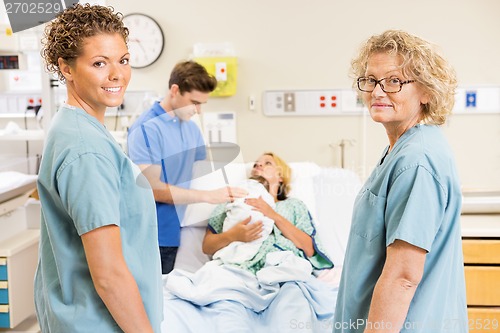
[162,152,336,333]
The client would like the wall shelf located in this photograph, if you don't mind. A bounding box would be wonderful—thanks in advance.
[0,130,44,141]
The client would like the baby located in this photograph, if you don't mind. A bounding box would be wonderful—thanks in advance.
[213,175,275,264]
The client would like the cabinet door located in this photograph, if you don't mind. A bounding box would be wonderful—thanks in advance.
[468,307,500,332]
[0,258,6,280]
[463,239,500,264]
[465,267,500,306]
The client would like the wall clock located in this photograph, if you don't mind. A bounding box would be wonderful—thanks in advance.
[123,13,165,68]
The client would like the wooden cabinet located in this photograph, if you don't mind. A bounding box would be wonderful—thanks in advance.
[462,215,500,332]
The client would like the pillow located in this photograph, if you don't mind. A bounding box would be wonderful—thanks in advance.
[287,162,320,219]
[312,167,362,266]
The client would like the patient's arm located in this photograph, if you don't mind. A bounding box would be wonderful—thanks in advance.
[139,164,247,205]
[272,213,315,257]
[202,217,262,255]
[245,197,315,257]
[81,225,154,333]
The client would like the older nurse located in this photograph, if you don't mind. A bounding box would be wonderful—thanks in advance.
[334,30,467,333]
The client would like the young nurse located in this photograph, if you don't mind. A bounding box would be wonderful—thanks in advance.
[35,4,162,332]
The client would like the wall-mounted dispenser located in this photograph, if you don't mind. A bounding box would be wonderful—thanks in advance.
[192,43,237,97]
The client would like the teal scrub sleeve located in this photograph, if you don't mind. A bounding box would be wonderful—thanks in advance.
[385,164,447,252]
[57,153,121,235]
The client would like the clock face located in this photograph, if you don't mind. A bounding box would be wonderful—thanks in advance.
[123,14,165,68]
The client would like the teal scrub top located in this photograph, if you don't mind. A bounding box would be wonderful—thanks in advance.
[35,106,163,332]
[334,125,468,333]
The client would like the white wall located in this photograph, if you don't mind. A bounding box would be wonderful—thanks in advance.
[2,0,499,189]
[107,0,500,189]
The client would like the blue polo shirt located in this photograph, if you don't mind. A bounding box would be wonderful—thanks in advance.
[128,101,206,246]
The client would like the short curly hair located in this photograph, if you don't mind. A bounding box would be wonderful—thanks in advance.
[41,3,128,82]
[351,30,457,125]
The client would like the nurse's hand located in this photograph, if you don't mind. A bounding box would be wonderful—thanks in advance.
[228,217,263,242]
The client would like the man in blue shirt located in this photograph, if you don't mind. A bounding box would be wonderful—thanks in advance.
[128,61,246,274]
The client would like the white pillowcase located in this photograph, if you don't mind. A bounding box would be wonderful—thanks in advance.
[287,162,320,219]
[313,167,362,265]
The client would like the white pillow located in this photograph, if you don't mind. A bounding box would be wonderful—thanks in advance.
[287,162,320,219]
[312,167,362,266]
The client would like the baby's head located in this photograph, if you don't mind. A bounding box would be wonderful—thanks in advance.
[249,175,270,192]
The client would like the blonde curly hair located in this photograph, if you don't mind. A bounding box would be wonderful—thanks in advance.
[41,3,128,82]
[351,30,457,125]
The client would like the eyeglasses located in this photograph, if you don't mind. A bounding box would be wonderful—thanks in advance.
[357,77,415,93]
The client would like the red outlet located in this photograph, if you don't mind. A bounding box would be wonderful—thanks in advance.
[319,94,339,109]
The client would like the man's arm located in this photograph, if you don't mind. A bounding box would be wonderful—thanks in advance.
[139,164,247,205]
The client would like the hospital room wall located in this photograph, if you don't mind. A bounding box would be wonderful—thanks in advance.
[111,0,500,189]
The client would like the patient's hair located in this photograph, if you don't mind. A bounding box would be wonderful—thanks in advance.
[350,29,457,125]
[169,61,217,94]
[263,152,291,201]
[41,3,128,82]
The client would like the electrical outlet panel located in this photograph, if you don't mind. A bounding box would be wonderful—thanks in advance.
[263,89,367,116]
[202,111,237,144]
[263,86,500,116]
[0,92,42,114]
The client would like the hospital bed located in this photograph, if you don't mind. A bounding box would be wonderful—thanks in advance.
[162,161,362,332]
